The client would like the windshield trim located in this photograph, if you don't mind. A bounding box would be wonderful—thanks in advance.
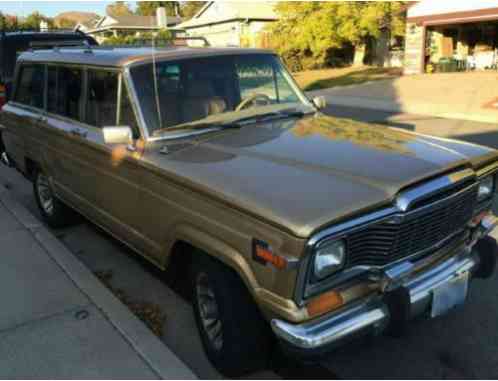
[125,54,316,142]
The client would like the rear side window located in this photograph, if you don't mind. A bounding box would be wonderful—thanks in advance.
[15,65,45,108]
[47,66,83,121]
[86,70,119,127]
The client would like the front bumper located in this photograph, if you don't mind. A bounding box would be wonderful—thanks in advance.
[271,216,498,355]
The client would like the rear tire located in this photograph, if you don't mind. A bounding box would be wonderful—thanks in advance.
[33,169,75,228]
[191,254,272,377]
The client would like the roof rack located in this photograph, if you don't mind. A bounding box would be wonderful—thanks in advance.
[172,36,210,47]
[29,39,93,53]
[2,28,84,35]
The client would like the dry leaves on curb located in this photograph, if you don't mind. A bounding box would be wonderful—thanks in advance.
[94,270,166,337]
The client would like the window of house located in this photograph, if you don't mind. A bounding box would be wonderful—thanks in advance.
[15,64,45,109]
[47,66,83,121]
[86,70,119,127]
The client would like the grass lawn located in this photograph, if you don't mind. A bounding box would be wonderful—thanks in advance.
[294,66,403,91]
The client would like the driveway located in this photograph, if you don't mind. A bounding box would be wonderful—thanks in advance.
[309,71,498,124]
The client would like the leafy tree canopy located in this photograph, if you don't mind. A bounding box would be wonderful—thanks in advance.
[20,11,54,30]
[136,1,179,16]
[106,1,133,17]
[268,1,407,71]
[180,1,206,19]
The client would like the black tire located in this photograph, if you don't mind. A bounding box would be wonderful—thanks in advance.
[33,169,75,228]
[191,254,272,377]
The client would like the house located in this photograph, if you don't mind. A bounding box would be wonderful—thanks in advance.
[404,0,498,74]
[75,8,182,44]
[176,2,278,48]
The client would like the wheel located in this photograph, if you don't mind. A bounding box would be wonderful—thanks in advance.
[191,255,272,377]
[33,169,75,228]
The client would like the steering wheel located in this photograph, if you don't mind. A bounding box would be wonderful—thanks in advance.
[235,94,272,111]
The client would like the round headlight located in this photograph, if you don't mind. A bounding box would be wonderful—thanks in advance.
[478,176,494,202]
[314,239,346,280]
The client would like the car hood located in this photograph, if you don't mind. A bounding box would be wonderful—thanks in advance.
[144,114,497,238]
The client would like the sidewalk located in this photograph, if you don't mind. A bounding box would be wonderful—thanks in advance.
[308,71,498,125]
[0,186,196,379]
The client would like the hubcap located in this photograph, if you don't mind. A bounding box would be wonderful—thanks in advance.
[195,273,223,351]
[36,173,54,216]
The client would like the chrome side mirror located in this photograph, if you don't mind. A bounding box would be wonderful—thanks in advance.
[102,126,133,145]
[312,96,327,110]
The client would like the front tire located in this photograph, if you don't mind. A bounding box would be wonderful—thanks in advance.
[191,255,272,377]
[33,169,74,228]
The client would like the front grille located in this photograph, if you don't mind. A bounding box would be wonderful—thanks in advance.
[346,185,478,268]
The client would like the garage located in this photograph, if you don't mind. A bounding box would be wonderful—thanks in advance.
[404,0,498,74]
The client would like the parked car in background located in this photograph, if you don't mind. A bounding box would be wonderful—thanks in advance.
[1,46,498,377]
[0,31,97,109]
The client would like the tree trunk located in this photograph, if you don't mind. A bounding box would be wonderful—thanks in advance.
[353,43,366,67]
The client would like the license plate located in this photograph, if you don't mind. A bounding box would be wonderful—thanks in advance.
[431,272,469,318]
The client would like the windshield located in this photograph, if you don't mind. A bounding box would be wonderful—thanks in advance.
[129,54,313,137]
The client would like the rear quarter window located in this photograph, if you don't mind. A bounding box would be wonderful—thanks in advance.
[15,64,45,109]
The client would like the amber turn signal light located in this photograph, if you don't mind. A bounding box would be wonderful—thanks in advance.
[306,290,344,317]
[253,239,287,269]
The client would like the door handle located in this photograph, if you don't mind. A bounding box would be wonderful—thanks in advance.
[70,128,88,138]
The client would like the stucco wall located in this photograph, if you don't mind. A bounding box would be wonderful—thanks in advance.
[185,22,241,47]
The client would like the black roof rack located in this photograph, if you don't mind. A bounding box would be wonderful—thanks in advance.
[171,36,210,47]
[1,28,86,36]
[29,39,93,53]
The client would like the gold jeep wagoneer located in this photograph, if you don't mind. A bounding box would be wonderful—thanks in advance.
[1,46,498,376]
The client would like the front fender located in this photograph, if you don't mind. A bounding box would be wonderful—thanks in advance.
[167,223,260,293]
[166,223,308,322]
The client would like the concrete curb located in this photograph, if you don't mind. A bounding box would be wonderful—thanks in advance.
[306,92,498,125]
[0,190,197,380]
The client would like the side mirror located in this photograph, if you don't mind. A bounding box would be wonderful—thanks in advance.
[102,126,133,145]
[312,96,327,110]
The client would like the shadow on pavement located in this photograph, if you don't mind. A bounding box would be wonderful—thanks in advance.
[454,131,498,150]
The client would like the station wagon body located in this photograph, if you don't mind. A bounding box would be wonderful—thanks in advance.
[1,46,497,376]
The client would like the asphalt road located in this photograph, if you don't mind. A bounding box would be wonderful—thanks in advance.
[1,107,498,379]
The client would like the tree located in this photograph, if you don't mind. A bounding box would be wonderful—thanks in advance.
[21,11,54,30]
[0,12,6,31]
[106,1,133,17]
[268,1,407,71]
[102,29,173,46]
[180,1,206,19]
[136,2,179,16]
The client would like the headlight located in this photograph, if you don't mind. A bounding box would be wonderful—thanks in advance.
[313,239,346,280]
[478,175,494,202]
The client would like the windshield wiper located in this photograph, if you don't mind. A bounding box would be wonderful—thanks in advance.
[152,109,309,137]
[227,109,308,127]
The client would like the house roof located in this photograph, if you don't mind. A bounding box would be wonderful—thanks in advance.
[177,1,278,29]
[407,0,498,20]
[87,14,182,33]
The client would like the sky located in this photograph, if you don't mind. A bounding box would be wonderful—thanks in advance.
[0,1,139,17]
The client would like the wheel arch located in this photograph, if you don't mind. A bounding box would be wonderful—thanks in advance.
[165,224,260,297]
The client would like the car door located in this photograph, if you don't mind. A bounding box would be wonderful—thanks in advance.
[41,64,98,210]
[80,69,149,255]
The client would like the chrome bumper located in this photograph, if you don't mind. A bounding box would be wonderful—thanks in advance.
[271,217,498,351]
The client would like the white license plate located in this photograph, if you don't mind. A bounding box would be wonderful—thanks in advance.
[431,272,469,318]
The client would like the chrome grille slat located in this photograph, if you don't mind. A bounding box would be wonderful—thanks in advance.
[346,184,478,268]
